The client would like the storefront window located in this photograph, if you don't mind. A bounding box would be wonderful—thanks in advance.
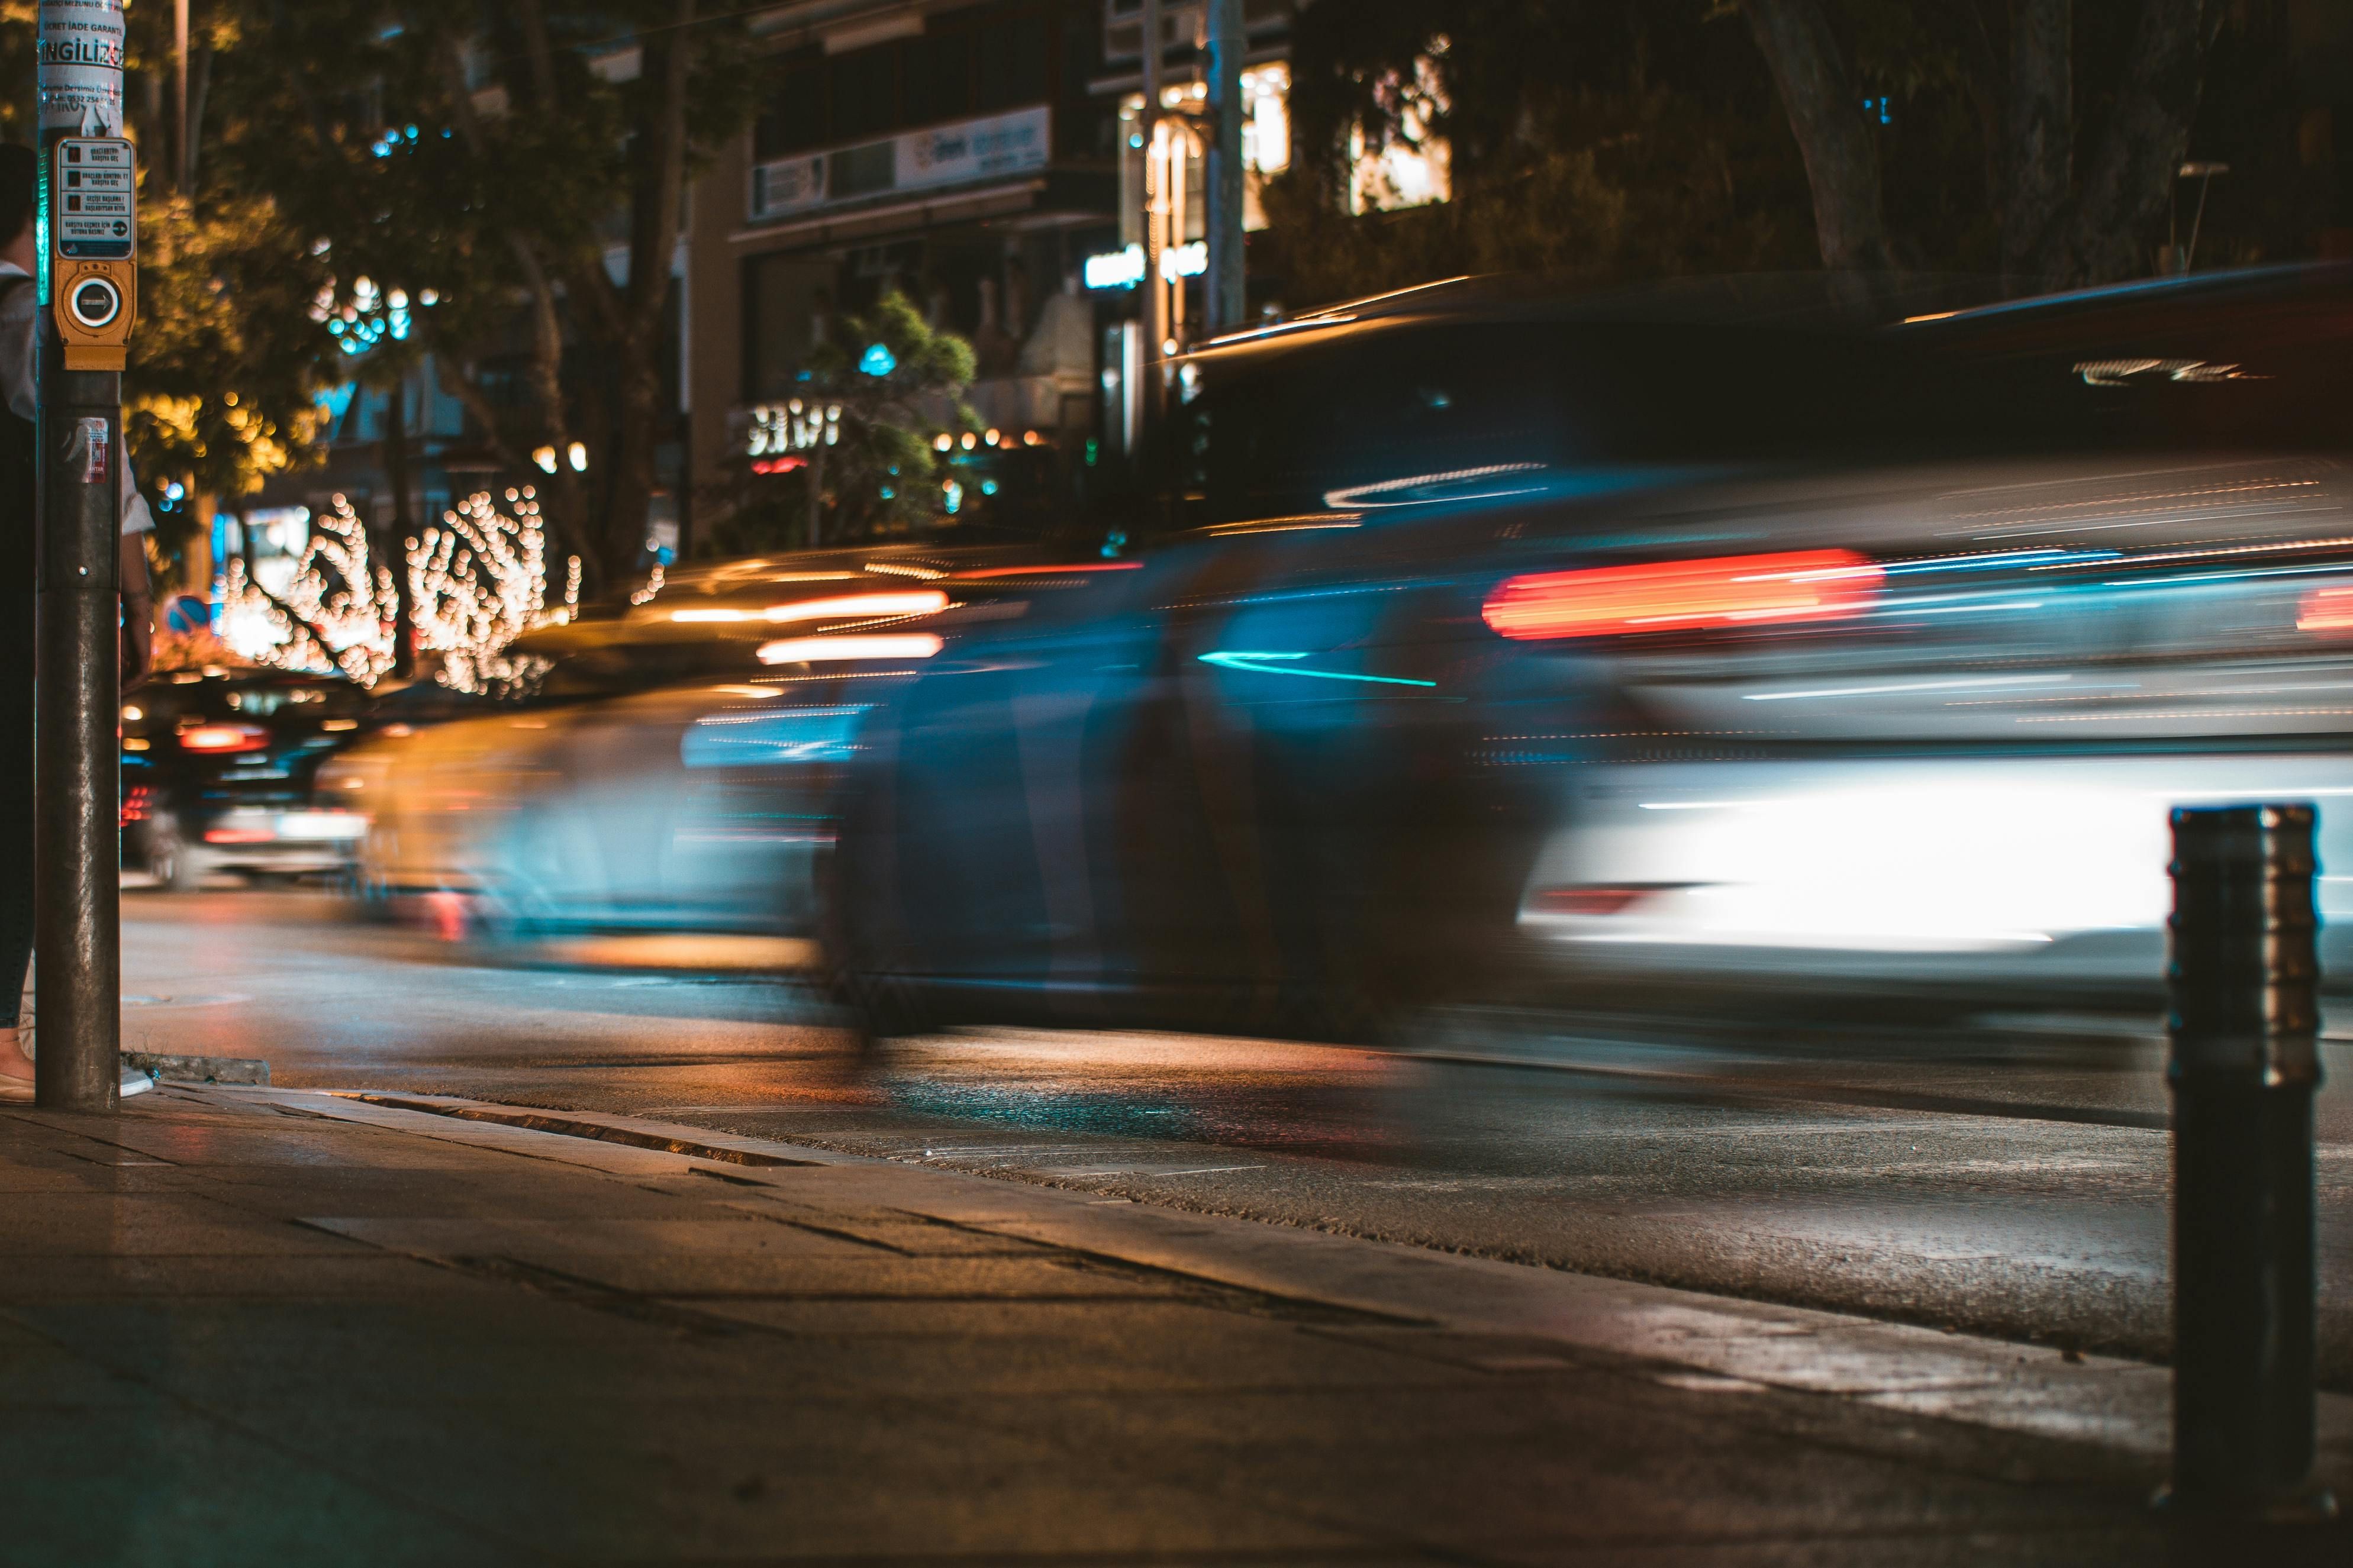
[1240,62,1288,231]
[1346,47,1451,215]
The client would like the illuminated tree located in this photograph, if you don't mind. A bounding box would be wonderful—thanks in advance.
[218,488,579,690]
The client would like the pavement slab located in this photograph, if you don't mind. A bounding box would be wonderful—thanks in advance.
[1,1085,2347,1565]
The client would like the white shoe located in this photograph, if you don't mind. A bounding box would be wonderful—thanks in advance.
[120,1066,154,1098]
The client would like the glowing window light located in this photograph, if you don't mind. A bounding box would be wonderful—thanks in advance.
[531,446,558,473]
[566,441,588,472]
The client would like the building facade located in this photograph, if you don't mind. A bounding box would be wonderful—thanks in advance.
[685,0,1124,524]
[685,0,1320,517]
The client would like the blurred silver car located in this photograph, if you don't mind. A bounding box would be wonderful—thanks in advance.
[323,543,1109,943]
[824,264,2353,1037]
[324,549,981,938]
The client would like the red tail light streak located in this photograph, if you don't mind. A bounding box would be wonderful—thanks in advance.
[1483,550,1883,641]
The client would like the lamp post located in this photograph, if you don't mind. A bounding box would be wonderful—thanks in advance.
[1204,0,1245,331]
[1138,0,1165,428]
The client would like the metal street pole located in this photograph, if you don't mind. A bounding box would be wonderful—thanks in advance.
[35,1,136,1111]
[1138,0,1165,428]
[1203,0,1245,332]
[2179,160,2230,276]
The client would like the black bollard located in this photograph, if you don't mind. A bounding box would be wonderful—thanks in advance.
[2162,804,2334,1518]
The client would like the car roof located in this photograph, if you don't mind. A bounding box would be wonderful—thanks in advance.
[1182,263,2353,378]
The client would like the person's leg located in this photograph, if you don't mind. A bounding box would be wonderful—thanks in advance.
[0,640,33,1085]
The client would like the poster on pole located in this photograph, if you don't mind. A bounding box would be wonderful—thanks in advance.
[52,138,133,259]
[37,1,126,136]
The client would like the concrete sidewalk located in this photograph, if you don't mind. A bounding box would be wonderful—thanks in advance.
[2,1089,2346,1565]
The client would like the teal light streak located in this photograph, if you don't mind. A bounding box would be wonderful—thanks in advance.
[1198,651,1436,688]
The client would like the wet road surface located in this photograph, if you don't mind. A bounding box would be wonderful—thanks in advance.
[111,888,2353,1381]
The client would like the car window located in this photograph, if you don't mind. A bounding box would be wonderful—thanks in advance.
[220,682,364,718]
[1165,321,1935,528]
[496,638,763,707]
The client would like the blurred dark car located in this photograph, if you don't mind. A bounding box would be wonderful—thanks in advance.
[826,264,2353,1038]
[122,667,372,890]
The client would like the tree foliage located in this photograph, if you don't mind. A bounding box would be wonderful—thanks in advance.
[1266,0,2328,305]
[123,192,333,532]
[210,1,764,589]
[700,290,978,557]
[1262,0,1817,306]
[104,3,337,561]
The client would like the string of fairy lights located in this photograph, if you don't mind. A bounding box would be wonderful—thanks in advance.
[218,486,582,691]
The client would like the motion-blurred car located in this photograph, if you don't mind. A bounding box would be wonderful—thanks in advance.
[122,667,371,890]
[826,264,2353,1037]
[325,544,1124,938]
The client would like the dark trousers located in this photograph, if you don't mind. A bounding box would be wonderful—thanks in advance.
[1,604,29,1024]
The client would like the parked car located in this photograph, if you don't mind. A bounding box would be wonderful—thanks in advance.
[122,667,372,890]
[824,263,2353,1037]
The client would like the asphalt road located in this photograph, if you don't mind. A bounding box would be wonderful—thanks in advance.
[109,887,2353,1382]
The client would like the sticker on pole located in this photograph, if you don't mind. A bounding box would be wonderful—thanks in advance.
[74,417,108,485]
[52,138,133,260]
[36,1,125,136]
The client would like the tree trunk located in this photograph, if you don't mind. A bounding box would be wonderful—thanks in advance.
[1743,0,1894,270]
[2003,0,2074,285]
[2032,0,2210,286]
[589,0,695,585]
[183,492,215,601]
[379,378,418,681]
[808,441,826,550]
[602,338,664,582]
[510,240,597,592]
[185,41,213,192]
[436,33,594,592]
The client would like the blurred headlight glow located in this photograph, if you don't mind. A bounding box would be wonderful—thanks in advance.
[758,634,944,664]
[763,591,949,624]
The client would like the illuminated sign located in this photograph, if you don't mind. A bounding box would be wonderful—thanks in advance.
[747,401,840,460]
[1082,241,1208,291]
